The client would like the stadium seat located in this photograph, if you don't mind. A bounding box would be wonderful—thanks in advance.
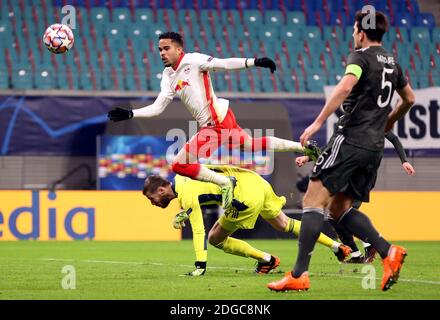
[323,26,344,43]
[11,66,33,89]
[90,7,110,29]
[395,13,414,28]
[156,9,178,26]
[417,74,430,88]
[112,8,132,25]
[411,27,431,44]
[283,72,306,93]
[416,13,436,29]
[135,8,154,24]
[280,25,302,43]
[301,26,322,42]
[328,72,344,85]
[221,10,241,27]
[0,66,9,89]
[286,11,306,27]
[265,10,284,26]
[243,10,263,27]
[433,28,440,44]
[150,24,168,38]
[306,71,327,93]
[34,66,55,89]
[388,27,409,43]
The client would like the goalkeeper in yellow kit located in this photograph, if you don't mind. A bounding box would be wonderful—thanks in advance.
[143,165,351,276]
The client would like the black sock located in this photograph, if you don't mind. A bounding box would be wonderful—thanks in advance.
[339,208,390,259]
[327,218,360,252]
[293,209,324,278]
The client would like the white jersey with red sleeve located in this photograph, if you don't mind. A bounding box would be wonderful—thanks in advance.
[132,52,255,127]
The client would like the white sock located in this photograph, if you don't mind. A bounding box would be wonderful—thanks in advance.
[267,136,303,152]
[258,253,272,263]
[351,250,362,257]
[196,165,230,186]
[331,241,340,253]
[361,240,371,248]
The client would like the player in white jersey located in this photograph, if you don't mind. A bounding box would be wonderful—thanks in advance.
[108,32,320,209]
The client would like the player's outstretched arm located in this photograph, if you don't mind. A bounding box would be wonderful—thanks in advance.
[201,57,276,73]
[107,94,172,122]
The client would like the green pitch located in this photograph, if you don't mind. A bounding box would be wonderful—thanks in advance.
[0,240,439,300]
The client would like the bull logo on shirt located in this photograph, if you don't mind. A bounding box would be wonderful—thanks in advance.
[175,80,190,92]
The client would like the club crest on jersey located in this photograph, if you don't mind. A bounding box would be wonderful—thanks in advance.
[175,80,190,91]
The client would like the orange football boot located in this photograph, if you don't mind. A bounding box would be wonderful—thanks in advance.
[381,245,407,291]
[267,272,310,291]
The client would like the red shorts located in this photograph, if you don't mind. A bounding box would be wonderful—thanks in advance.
[185,109,249,158]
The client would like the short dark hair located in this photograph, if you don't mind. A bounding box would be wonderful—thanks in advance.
[142,175,170,195]
[355,10,389,42]
[158,32,184,47]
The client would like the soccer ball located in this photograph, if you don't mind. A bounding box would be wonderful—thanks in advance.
[43,24,74,54]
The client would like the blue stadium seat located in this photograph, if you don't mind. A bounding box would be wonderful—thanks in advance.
[156,9,178,26]
[416,13,436,29]
[90,7,110,25]
[417,74,430,88]
[411,27,431,44]
[323,26,344,43]
[221,10,241,26]
[280,25,302,43]
[11,66,33,89]
[243,10,263,27]
[388,27,409,43]
[135,8,154,24]
[301,26,322,42]
[150,24,168,38]
[283,72,306,93]
[265,10,284,26]
[112,8,132,25]
[34,66,56,89]
[395,13,414,29]
[286,11,306,27]
[306,71,327,93]
[285,0,302,11]
[0,66,9,89]
[432,28,440,44]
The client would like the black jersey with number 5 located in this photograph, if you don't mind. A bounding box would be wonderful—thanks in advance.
[337,46,408,151]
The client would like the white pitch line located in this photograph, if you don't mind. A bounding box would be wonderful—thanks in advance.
[41,258,440,285]
[41,258,250,271]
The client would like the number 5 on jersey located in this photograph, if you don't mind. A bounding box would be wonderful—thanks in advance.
[377,67,395,108]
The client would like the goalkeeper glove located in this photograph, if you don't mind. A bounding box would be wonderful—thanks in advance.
[108,107,133,122]
[172,209,192,229]
[254,57,277,73]
[303,140,322,162]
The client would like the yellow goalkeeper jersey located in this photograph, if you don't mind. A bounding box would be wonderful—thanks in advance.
[174,165,286,230]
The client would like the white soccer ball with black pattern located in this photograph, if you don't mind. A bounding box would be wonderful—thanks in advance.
[43,23,74,54]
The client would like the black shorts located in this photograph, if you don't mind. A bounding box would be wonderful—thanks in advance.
[311,135,383,202]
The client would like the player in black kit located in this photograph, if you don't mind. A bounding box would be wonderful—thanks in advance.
[268,10,416,292]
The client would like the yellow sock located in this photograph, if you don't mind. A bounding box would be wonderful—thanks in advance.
[193,231,207,262]
[288,218,337,250]
[216,237,265,260]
